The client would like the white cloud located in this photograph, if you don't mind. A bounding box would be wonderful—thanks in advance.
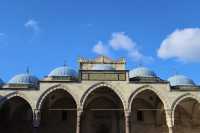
[109,32,153,63]
[158,28,200,63]
[92,41,109,55]
[109,32,135,51]
[92,32,153,63]
[25,19,40,34]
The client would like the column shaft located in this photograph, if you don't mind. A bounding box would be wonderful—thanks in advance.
[168,126,173,133]
[76,110,82,133]
[32,109,41,133]
[125,111,131,133]
[33,109,40,128]
[165,110,174,133]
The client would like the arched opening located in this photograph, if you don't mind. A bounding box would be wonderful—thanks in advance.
[130,90,167,133]
[174,97,200,133]
[39,89,77,133]
[0,96,33,133]
[81,87,125,133]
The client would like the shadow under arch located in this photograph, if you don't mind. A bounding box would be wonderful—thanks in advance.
[0,94,33,133]
[128,85,170,111]
[129,85,169,133]
[80,82,125,133]
[0,92,34,109]
[36,84,78,110]
[80,82,126,110]
[171,93,200,127]
[37,84,77,133]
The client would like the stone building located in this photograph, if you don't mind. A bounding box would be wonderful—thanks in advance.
[0,56,200,133]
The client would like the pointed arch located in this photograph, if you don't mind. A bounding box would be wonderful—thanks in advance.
[80,82,125,133]
[128,85,170,111]
[129,85,169,133]
[0,92,33,110]
[37,84,78,110]
[171,93,200,126]
[0,92,34,133]
[80,82,126,110]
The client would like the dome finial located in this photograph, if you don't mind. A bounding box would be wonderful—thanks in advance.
[26,66,30,74]
[64,60,67,67]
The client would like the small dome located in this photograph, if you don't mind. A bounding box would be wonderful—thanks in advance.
[130,67,157,78]
[168,75,195,86]
[48,66,77,77]
[8,73,39,86]
[92,64,115,70]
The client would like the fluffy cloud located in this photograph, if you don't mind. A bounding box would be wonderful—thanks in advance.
[110,32,153,62]
[92,41,109,55]
[109,32,135,51]
[25,19,40,34]
[158,28,200,63]
[93,32,153,63]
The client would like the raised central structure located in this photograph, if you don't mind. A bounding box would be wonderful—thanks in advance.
[0,56,200,133]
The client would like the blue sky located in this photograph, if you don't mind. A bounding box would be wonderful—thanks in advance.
[0,0,200,84]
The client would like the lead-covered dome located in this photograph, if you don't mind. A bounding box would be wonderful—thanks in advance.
[8,73,39,86]
[92,64,115,70]
[129,67,157,78]
[168,75,195,86]
[48,66,78,77]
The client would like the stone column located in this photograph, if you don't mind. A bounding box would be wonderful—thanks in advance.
[76,110,82,133]
[33,109,41,133]
[168,126,174,133]
[165,109,174,133]
[125,111,131,133]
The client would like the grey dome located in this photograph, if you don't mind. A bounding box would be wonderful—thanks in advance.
[8,73,39,86]
[48,66,78,77]
[129,67,157,78]
[168,75,195,86]
[92,64,115,70]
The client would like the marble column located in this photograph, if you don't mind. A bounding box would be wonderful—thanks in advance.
[168,126,174,133]
[76,110,82,133]
[165,110,174,133]
[33,109,41,133]
[125,111,131,133]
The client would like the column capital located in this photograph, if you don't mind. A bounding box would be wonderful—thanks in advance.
[33,109,41,128]
[125,110,131,117]
[34,109,40,113]
[77,110,83,116]
[165,109,173,115]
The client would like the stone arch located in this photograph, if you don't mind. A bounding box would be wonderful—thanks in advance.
[171,93,200,126]
[80,82,126,133]
[80,82,126,110]
[128,85,170,111]
[37,84,78,110]
[0,92,34,133]
[0,92,34,111]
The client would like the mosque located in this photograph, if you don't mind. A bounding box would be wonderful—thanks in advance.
[0,56,200,133]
